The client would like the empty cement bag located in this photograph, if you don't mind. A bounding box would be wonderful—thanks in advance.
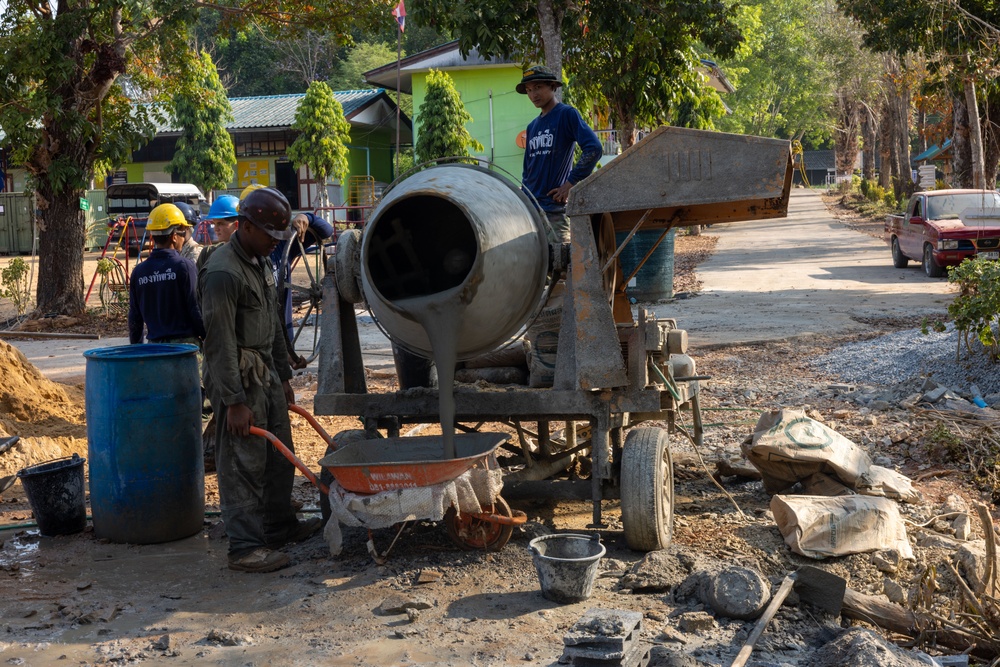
[771,494,914,560]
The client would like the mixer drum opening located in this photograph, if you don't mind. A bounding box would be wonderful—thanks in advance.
[366,196,478,302]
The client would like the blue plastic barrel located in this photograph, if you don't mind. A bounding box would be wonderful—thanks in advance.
[615,229,676,302]
[84,344,204,544]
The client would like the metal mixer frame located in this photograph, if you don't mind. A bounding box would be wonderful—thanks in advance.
[314,127,793,551]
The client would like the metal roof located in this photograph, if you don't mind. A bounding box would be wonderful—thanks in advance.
[154,89,401,133]
[912,139,952,163]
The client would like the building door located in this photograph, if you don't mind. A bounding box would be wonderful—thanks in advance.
[275,160,299,210]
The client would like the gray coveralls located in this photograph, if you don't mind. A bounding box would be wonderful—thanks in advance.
[199,232,298,555]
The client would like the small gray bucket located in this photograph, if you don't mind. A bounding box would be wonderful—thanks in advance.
[529,533,605,604]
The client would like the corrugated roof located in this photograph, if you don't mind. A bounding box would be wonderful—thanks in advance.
[154,89,388,133]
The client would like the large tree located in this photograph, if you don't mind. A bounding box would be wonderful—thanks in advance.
[0,1,389,316]
[166,51,236,196]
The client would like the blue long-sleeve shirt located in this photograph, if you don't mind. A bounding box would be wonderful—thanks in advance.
[128,248,205,344]
[522,102,603,214]
[269,211,335,269]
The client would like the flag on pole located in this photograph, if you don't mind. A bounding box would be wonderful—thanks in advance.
[392,0,406,32]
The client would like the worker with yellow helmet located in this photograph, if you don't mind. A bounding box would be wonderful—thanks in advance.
[128,203,205,346]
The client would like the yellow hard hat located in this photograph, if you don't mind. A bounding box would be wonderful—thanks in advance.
[240,183,266,201]
[147,203,192,236]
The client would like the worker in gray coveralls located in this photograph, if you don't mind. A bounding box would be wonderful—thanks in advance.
[198,187,321,573]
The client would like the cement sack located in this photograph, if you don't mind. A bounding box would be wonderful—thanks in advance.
[771,494,914,560]
[856,465,922,503]
[742,408,872,495]
[322,467,504,556]
[523,283,563,388]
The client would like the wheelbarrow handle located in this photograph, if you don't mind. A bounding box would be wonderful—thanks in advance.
[249,425,330,496]
[288,404,335,447]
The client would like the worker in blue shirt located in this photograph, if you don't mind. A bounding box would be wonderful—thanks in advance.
[128,203,205,345]
[270,211,334,368]
[518,65,603,244]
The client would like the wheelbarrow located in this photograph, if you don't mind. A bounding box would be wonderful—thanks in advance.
[250,404,526,559]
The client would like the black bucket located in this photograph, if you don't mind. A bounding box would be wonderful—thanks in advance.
[17,454,87,536]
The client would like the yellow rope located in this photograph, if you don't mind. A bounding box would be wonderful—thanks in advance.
[791,140,811,187]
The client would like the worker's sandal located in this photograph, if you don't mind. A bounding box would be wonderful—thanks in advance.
[227,547,290,573]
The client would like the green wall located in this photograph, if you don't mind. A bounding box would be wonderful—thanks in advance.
[412,66,535,183]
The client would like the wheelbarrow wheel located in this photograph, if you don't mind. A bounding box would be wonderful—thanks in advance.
[319,429,375,523]
[620,427,674,551]
[444,497,515,552]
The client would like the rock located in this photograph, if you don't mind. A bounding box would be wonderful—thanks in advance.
[415,569,443,585]
[899,393,922,409]
[942,494,968,514]
[873,456,892,468]
[405,608,421,623]
[917,533,963,550]
[953,514,972,541]
[869,400,891,412]
[677,611,715,634]
[648,646,700,666]
[808,627,931,666]
[882,578,906,605]
[377,594,433,615]
[206,629,251,646]
[700,567,770,620]
[922,387,948,403]
[871,553,898,575]
[151,634,171,651]
[955,541,996,595]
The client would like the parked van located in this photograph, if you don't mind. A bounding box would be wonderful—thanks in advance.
[106,183,206,253]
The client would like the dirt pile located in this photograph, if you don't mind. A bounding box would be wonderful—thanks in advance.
[0,340,86,476]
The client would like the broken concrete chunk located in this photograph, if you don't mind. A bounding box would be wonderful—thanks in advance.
[562,609,644,665]
[955,541,996,596]
[415,569,443,585]
[922,387,948,403]
[942,494,969,514]
[677,611,715,634]
[871,553,898,575]
[206,629,251,646]
[151,634,171,650]
[810,627,934,667]
[700,567,770,620]
[917,533,963,550]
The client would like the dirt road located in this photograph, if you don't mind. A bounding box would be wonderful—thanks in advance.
[0,192,982,667]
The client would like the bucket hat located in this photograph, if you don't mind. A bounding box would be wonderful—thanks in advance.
[516,65,563,94]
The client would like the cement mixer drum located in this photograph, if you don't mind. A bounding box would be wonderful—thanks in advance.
[360,164,550,361]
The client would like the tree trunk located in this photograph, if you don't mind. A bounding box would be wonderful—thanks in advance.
[860,104,876,182]
[536,0,565,87]
[833,90,859,179]
[953,93,972,188]
[882,54,913,200]
[877,103,892,189]
[964,76,986,188]
[35,185,86,315]
[983,90,1000,187]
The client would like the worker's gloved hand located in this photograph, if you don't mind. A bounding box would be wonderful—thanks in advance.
[226,403,254,437]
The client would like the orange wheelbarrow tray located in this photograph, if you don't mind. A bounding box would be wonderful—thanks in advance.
[249,406,525,530]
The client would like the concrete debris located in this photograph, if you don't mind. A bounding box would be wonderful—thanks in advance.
[415,569,443,585]
[806,627,937,667]
[882,579,906,605]
[871,551,900,574]
[676,611,715,634]
[150,634,171,650]
[619,551,694,593]
[205,628,252,646]
[916,533,963,550]
[561,608,647,667]
[376,594,434,615]
[699,567,770,620]
[647,647,699,666]
[954,541,998,596]
[952,514,972,541]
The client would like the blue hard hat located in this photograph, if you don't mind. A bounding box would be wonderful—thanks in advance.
[206,195,239,220]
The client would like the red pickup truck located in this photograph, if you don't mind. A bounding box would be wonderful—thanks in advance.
[885,189,1000,277]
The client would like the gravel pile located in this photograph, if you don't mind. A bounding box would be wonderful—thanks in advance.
[811,325,1000,398]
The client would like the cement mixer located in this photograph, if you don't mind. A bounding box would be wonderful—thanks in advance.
[315,127,793,552]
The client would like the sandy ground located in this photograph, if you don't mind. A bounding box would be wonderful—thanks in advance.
[0,194,994,666]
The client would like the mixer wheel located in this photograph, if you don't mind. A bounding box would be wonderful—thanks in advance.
[334,229,364,304]
[444,496,515,551]
[620,427,674,551]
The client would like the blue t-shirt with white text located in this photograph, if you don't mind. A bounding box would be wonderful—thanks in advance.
[522,103,602,214]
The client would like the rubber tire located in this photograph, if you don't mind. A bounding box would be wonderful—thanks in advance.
[620,427,674,552]
[891,237,908,268]
[923,244,946,278]
[334,229,364,304]
[444,496,515,552]
[319,429,375,523]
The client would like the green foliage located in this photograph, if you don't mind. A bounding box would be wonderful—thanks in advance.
[860,178,896,209]
[414,70,483,163]
[166,51,236,193]
[945,257,1000,362]
[0,258,32,317]
[922,422,964,462]
[327,41,413,116]
[287,81,352,205]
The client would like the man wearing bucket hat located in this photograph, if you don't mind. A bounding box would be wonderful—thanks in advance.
[517,64,602,244]
[199,187,321,573]
[128,203,205,346]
